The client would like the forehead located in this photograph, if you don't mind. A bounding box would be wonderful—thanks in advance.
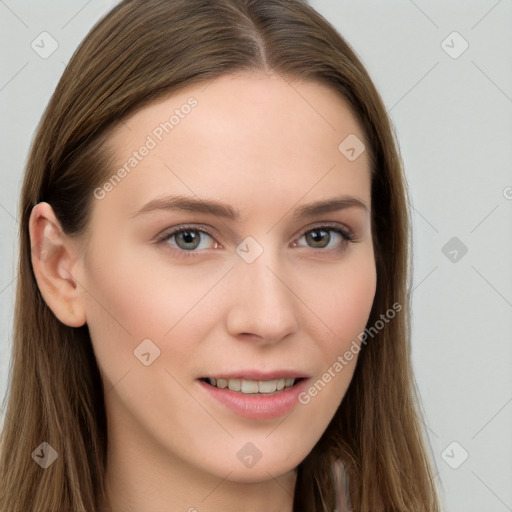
[96,72,371,221]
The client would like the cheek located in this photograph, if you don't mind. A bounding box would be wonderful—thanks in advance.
[327,265,376,346]
[298,251,376,399]
[304,250,377,350]
[80,243,227,379]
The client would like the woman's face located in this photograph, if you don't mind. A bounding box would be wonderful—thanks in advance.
[77,72,376,485]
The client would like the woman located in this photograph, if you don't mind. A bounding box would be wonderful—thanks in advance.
[0,0,440,510]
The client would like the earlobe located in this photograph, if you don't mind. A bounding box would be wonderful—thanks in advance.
[29,202,87,328]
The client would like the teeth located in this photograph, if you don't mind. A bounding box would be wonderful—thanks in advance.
[228,378,241,391]
[258,380,277,393]
[241,380,259,393]
[206,377,298,394]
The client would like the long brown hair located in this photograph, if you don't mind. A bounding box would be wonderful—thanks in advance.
[0,0,440,510]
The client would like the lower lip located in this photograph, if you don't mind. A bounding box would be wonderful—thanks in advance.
[198,379,309,420]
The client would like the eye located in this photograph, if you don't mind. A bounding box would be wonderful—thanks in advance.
[294,225,355,250]
[154,223,356,258]
[156,226,218,252]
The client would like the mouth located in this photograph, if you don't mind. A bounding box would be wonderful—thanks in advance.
[198,373,310,419]
[200,377,306,395]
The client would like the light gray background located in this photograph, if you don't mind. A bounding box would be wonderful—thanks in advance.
[1,1,511,511]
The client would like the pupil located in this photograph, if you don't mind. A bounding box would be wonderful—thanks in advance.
[307,229,329,248]
[179,231,199,249]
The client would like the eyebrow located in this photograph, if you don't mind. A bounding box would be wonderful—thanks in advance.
[131,195,239,220]
[130,194,369,221]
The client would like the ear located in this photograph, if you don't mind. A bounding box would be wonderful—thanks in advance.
[29,202,87,327]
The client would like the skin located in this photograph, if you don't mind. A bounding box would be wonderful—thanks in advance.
[30,72,376,512]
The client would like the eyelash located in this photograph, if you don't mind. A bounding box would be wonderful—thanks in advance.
[154,223,357,258]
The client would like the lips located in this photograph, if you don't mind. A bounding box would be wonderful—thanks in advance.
[198,374,310,420]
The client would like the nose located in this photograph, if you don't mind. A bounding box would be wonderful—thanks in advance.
[225,248,300,345]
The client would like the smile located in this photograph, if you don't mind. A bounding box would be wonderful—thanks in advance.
[203,377,300,394]
[199,375,310,419]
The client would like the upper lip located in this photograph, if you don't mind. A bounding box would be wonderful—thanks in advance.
[200,370,310,381]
